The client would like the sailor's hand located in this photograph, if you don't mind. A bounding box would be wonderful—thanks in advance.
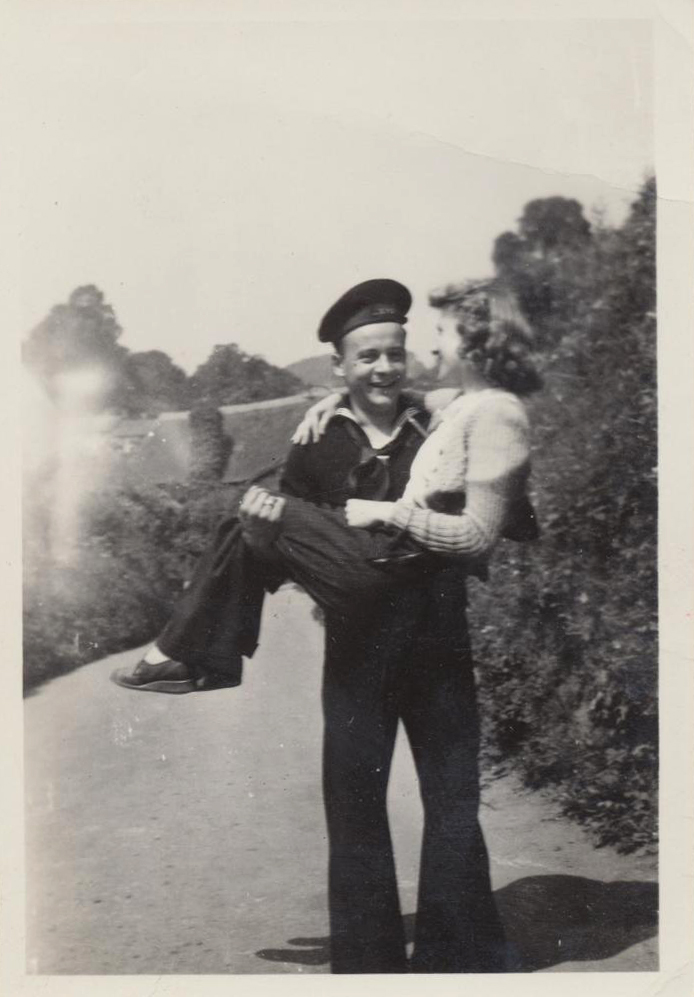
[239,486,286,549]
[291,392,344,445]
[345,499,395,529]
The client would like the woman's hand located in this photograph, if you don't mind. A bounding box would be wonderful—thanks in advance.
[345,499,395,529]
[291,392,344,445]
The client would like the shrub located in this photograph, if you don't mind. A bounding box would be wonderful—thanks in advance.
[22,479,242,692]
[472,177,657,853]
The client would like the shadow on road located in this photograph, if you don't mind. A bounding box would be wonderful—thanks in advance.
[255,875,658,971]
[256,936,330,967]
[496,875,658,971]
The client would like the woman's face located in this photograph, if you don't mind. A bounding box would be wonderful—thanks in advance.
[432,310,466,382]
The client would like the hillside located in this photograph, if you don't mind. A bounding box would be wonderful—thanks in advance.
[220,396,316,483]
[106,394,316,488]
[285,355,336,387]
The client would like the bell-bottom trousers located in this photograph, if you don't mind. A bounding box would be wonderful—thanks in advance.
[322,575,507,974]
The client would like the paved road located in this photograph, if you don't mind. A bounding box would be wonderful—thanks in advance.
[24,587,657,975]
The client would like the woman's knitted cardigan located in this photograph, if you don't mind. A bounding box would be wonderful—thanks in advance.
[390,388,531,558]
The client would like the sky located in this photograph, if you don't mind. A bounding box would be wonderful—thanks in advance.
[10,12,653,371]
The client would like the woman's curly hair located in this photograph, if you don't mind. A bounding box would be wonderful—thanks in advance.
[429,278,543,396]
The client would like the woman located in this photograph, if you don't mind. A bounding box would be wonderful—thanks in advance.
[238,277,540,611]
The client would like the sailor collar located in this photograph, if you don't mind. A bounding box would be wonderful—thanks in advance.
[331,403,428,448]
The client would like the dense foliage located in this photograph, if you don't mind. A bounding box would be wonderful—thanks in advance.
[470,178,657,852]
[23,477,239,691]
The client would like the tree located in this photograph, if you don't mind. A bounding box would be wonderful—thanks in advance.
[189,343,304,406]
[492,231,554,327]
[126,350,190,415]
[492,197,593,336]
[517,197,591,256]
[22,285,138,413]
[491,231,525,272]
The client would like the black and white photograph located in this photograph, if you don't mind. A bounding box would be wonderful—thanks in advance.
[2,0,693,993]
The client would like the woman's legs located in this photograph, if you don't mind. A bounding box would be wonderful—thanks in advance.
[114,495,428,693]
[274,495,432,612]
[154,496,413,674]
[156,517,271,679]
